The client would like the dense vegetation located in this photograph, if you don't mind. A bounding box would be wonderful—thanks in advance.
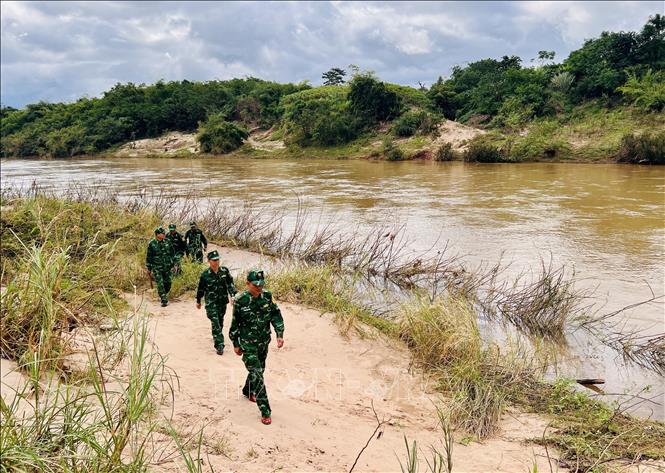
[1,15,663,161]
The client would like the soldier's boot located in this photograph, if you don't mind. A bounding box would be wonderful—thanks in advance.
[261,416,272,425]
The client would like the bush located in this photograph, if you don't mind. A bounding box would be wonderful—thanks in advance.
[382,137,405,161]
[617,70,665,112]
[280,86,359,146]
[348,73,400,125]
[435,142,457,161]
[616,132,665,164]
[463,142,506,163]
[196,113,249,154]
[392,110,425,137]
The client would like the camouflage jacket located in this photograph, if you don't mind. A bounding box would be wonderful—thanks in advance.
[185,228,207,251]
[196,267,237,306]
[166,231,187,256]
[230,290,284,349]
[146,238,174,271]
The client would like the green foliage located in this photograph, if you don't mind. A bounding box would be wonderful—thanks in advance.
[382,137,406,161]
[280,86,359,146]
[1,78,307,157]
[550,71,574,93]
[615,131,665,164]
[348,73,400,125]
[0,196,157,368]
[463,139,506,163]
[618,69,665,112]
[435,142,457,161]
[385,83,430,109]
[428,77,458,119]
[564,14,664,100]
[196,114,249,154]
[392,110,440,137]
[321,67,347,86]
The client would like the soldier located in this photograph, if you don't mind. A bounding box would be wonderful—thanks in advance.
[166,223,186,274]
[185,221,207,263]
[146,226,175,307]
[230,270,284,425]
[196,250,237,355]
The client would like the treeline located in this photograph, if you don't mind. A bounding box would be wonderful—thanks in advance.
[0,79,307,157]
[1,15,663,158]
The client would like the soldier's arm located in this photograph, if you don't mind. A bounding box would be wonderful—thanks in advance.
[146,242,154,270]
[196,273,206,305]
[269,299,285,339]
[229,300,242,348]
[201,231,208,249]
[184,230,191,246]
[226,271,237,297]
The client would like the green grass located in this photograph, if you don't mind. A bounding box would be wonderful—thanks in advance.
[504,103,665,162]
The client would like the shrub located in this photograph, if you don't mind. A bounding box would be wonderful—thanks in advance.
[382,137,405,161]
[393,110,441,137]
[280,86,359,146]
[616,131,665,164]
[393,110,425,137]
[435,142,457,161]
[196,113,249,154]
[348,73,400,125]
[617,69,665,112]
[463,142,506,163]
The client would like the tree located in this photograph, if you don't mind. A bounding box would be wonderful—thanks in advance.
[535,50,556,66]
[196,113,249,154]
[348,74,400,125]
[427,77,458,119]
[322,68,347,86]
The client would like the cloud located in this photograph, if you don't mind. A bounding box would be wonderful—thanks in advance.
[1,0,661,107]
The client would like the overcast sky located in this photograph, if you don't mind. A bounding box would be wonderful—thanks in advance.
[1,1,662,107]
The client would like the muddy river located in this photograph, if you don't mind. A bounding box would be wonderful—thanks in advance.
[2,157,664,418]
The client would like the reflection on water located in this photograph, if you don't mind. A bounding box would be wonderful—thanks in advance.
[2,157,664,417]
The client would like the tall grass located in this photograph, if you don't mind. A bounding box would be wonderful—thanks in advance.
[0,310,175,471]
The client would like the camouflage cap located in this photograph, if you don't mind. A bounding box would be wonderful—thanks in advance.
[247,270,265,286]
[207,250,220,261]
[168,224,176,230]
[154,226,166,234]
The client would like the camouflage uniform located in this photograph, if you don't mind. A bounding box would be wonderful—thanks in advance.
[196,257,237,352]
[166,226,186,273]
[185,224,207,263]
[146,232,175,305]
[230,286,284,418]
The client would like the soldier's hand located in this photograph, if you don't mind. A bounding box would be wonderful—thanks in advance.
[196,303,201,310]
[234,347,243,356]
[277,338,284,348]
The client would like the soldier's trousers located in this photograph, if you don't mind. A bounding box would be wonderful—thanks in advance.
[188,247,203,263]
[241,343,271,417]
[205,303,227,350]
[173,253,183,275]
[152,269,172,304]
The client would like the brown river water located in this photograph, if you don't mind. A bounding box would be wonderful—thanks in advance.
[1,157,664,418]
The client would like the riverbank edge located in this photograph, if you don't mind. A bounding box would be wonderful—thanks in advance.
[2,192,664,471]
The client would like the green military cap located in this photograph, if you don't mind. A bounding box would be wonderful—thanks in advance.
[155,226,166,234]
[247,270,265,286]
[207,250,220,261]
[168,224,176,230]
